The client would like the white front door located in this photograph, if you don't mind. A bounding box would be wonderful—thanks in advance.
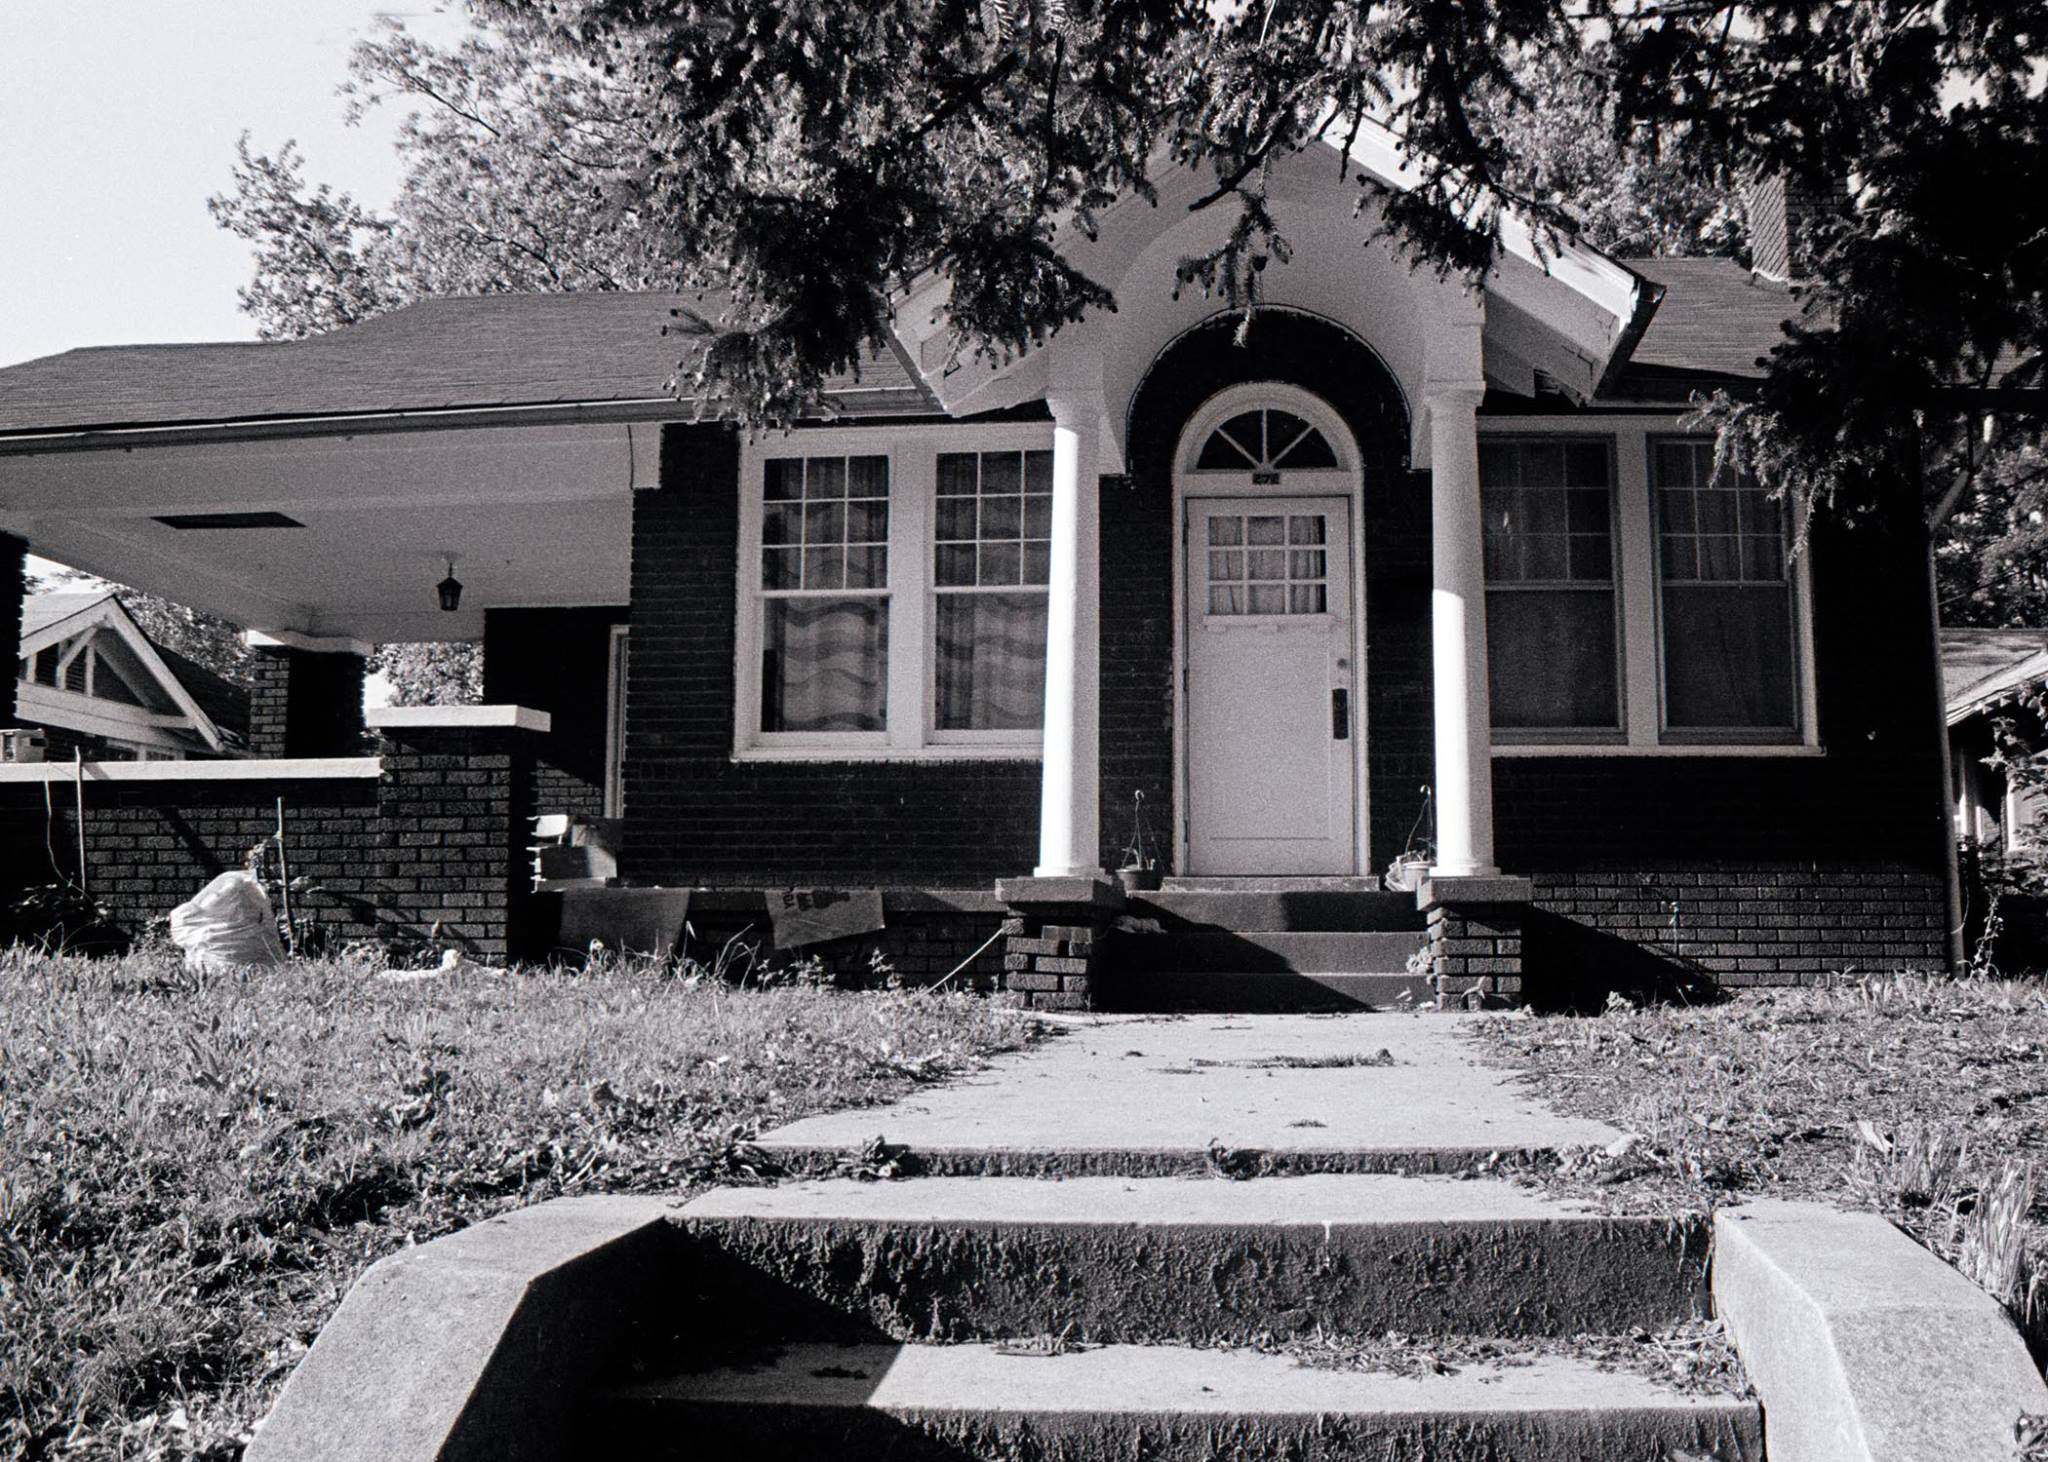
[1184,496,1356,875]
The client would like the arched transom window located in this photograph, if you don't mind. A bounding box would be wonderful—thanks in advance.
[1193,407,1340,472]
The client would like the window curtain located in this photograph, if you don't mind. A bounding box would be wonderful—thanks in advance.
[1662,586,1795,729]
[761,598,888,732]
[935,592,1046,731]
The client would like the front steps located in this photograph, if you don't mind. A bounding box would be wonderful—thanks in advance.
[1109,880,1432,1011]
[590,1172,1758,1461]
[609,1341,1756,1462]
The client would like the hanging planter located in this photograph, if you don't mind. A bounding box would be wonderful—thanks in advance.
[1383,784,1435,892]
[1117,789,1163,893]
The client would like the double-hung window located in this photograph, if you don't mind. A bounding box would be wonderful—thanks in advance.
[1651,439,1800,737]
[741,428,1053,756]
[932,450,1052,736]
[757,454,891,737]
[1480,439,1622,735]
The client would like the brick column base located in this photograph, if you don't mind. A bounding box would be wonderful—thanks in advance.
[1419,875,1532,1009]
[371,715,546,960]
[993,876,1125,1011]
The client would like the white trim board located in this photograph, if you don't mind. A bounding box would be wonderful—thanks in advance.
[0,757,382,783]
[367,705,552,733]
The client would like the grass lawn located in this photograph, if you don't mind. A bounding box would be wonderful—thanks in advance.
[0,947,1039,1461]
[1476,974,2048,1354]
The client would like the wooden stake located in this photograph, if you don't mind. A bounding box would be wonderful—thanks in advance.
[73,748,87,894]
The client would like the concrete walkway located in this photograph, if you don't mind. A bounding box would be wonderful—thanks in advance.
[759,1012,1620,1173]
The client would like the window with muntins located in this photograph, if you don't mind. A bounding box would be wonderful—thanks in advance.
[933,450,1051,733]
[1205,513,1330,616]
[1193,408,1339,472]
[757,454,890,734]
[741,427,1053,756]
[1481,439,1621,733]
[1652,439,1798,734]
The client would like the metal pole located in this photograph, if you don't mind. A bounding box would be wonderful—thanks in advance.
[275,796,296,956]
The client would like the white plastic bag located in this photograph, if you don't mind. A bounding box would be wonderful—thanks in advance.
[169,871,286,972]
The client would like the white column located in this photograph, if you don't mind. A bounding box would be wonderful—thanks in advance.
[1427,385,1499,877]
[1035,397,1103,878]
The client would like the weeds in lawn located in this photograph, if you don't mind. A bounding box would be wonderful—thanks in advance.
[0,945,1037,1461]
[1478,974,2048,1360]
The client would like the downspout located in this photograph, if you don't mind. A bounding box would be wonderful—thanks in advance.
[1925,429,1987,975]
[1923,538,1967,973]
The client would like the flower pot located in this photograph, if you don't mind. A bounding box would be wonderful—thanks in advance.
[1117,865,1163,894]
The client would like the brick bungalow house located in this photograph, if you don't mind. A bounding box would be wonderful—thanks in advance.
[0,131,1956,1001]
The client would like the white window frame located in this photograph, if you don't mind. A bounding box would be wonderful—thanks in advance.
[1483,416,1822,759]
[733,422,1054,762]
[1479,434,1627,745]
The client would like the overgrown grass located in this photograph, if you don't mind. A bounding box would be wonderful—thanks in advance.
[1476,974,2048,1354]
[0,945,1039,1461]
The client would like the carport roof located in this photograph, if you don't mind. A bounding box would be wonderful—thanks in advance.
[0,291,937,438]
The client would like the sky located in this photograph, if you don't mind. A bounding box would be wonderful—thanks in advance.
[0,1,472,370]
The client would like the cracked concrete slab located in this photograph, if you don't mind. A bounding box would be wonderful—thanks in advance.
[757,1012,1620,1171]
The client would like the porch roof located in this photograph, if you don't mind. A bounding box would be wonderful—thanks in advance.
[1943,626,2048,724]
[0,292,936,441]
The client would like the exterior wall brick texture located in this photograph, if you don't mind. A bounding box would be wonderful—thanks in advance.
[247,648,369,759]
[484,606,624,821]
[0,725,547,958]
[621,424,1039,887]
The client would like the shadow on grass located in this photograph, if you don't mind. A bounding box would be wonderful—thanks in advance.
[1523,910,1725,1014]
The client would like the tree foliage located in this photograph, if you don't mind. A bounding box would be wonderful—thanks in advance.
[372,642,483,706]
[212,3,2048,589]
[209,20,661,340]
[471,0,2044,528]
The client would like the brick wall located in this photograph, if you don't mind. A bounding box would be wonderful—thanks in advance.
[483,607,625,820]
[1527,863,1946,988]
[248,648,369,758]
[0,773,384,944]
[1494,509,1955,983]
[620,424,1040,887]
[0,722,550,957]
[372,723,543,958]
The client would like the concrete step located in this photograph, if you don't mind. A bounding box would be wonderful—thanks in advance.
[598,1340,1761,1462]
[670,1175,1711,1343]
[1128,888,1424,932]
[1117,930,1428,974]
[753,1014,1627,1179]
[1101,968,1432,1012]
[1162,875,1384,891]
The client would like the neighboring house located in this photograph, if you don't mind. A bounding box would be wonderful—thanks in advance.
[12,591,247,761]
[0,128,1958,992]
[1943,626,2048,853]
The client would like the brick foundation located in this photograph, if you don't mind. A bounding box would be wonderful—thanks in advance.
[1528,863,1948,989]
[680,898,1009,990]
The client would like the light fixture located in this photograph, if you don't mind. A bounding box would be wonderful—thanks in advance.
[436,556,463,612]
